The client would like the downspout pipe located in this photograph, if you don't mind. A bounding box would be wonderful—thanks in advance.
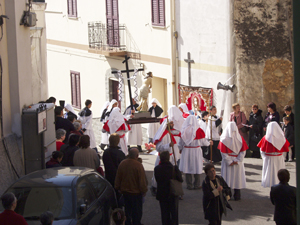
[170,0,178,106]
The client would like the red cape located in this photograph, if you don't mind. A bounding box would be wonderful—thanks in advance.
[103,119,131,133]
[160,116,168,124]
[218,137,248,154]
[182,113,189,118]
[154,129,177,145]
[257,136,289,153]
[195,128,206,140]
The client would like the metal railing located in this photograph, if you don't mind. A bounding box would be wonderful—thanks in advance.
[88,21,140,59]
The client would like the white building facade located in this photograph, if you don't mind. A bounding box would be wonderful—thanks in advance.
[175,0,234,124]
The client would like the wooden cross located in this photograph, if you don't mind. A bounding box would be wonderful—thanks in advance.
[184,52,194,86]
[111,55,144,112]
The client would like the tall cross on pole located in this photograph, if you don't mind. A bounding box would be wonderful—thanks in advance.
[184,52,194,86]
[111,55,144,112]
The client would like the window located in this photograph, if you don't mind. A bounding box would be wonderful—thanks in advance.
[151,0,165,27]
[86,174,106,197]
[70,71,81,109]
[106,0,119,47]
[76,179,95,210]
[67,0,77,17]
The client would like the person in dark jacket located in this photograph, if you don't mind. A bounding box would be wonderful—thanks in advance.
[283,105,294,127]
[46,151,63,168]
[263,102,280,131]
[60,134,80,166]
[102,133,126,188]
[202,163,232,225]
[248,104,263,158]
[282,116,294,162]
[270,169,296,225]
[283,105,295,160]
[154,151,183,225]
[55,106,75,143]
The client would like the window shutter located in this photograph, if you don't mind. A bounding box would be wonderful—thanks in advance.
[75,73,81,108]
[67,0,77,17]
[151,0,158,25]
[67,0,72,16]
[72,0,77,17]
[151,0,165,26]
[70,71,81,109]
[106,0,119,47]
[158,0,165,26]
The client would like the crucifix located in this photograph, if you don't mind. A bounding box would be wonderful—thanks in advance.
[184,52,194,86]
[111,55,144,112]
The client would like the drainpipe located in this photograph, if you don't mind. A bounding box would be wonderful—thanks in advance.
[292,1,300,223]
[170,0,178,106]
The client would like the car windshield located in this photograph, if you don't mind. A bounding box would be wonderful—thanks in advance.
[0,187,73,220]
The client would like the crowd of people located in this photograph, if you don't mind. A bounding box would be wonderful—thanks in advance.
[1,96,296,225]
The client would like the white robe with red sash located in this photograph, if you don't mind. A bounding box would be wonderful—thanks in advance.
[103,107,131,155]
[151,128,178,188]
[219,139,248,189]
[178,128,206,174]
[258,122,289,188]
[218,122,248,189]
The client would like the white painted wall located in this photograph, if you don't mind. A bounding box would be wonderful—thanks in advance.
[176,0,234,124]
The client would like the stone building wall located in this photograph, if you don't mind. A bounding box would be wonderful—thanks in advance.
[233,0,293,118]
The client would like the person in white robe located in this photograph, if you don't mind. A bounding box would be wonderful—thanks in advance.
[178,116,208,190]
[100,101,110,150]
[124,99,143,152]
[103,107,130,155]
[205,106,222,162]
[78,100,97,149]
[178,103,190,118]
[199,111,210,159]
[258,122,289,188]
[64,103,78,120]
[218,122,248,200]
[167,105,185,161]
[150,118,180,195]
[101,99,118,148]
[148,98,163,143]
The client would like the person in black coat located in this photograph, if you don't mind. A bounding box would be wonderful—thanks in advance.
[55,106,75,143]
[263,102,280,131]
[154,151,183,225]
[60,134,80,166]
[202,163,232,225]
[283,105,294,127]
[248,105,263,158]
[282,116,294,162]
[46,151,63,168]
[103,133,126,209]
[283,105,295,160]
[270,169,296,225]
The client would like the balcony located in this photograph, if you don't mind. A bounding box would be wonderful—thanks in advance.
[88,22,140,60]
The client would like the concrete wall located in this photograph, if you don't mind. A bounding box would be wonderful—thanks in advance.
[234,0,293,117]
[175,0,235,124]
[31,3,49,102]
[0,0,47,194]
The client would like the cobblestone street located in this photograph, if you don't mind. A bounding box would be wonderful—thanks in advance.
[138,153,296,225]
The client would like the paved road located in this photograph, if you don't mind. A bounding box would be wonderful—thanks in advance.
[138,152,296,225]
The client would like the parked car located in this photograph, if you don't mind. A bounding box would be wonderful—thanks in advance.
[0,167,118,225]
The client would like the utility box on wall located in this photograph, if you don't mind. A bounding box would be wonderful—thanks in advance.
[22,103,55,174]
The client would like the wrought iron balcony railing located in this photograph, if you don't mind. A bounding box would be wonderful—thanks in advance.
[88,22,140,59]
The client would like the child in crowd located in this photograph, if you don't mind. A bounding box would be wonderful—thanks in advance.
[282,116,294,162]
